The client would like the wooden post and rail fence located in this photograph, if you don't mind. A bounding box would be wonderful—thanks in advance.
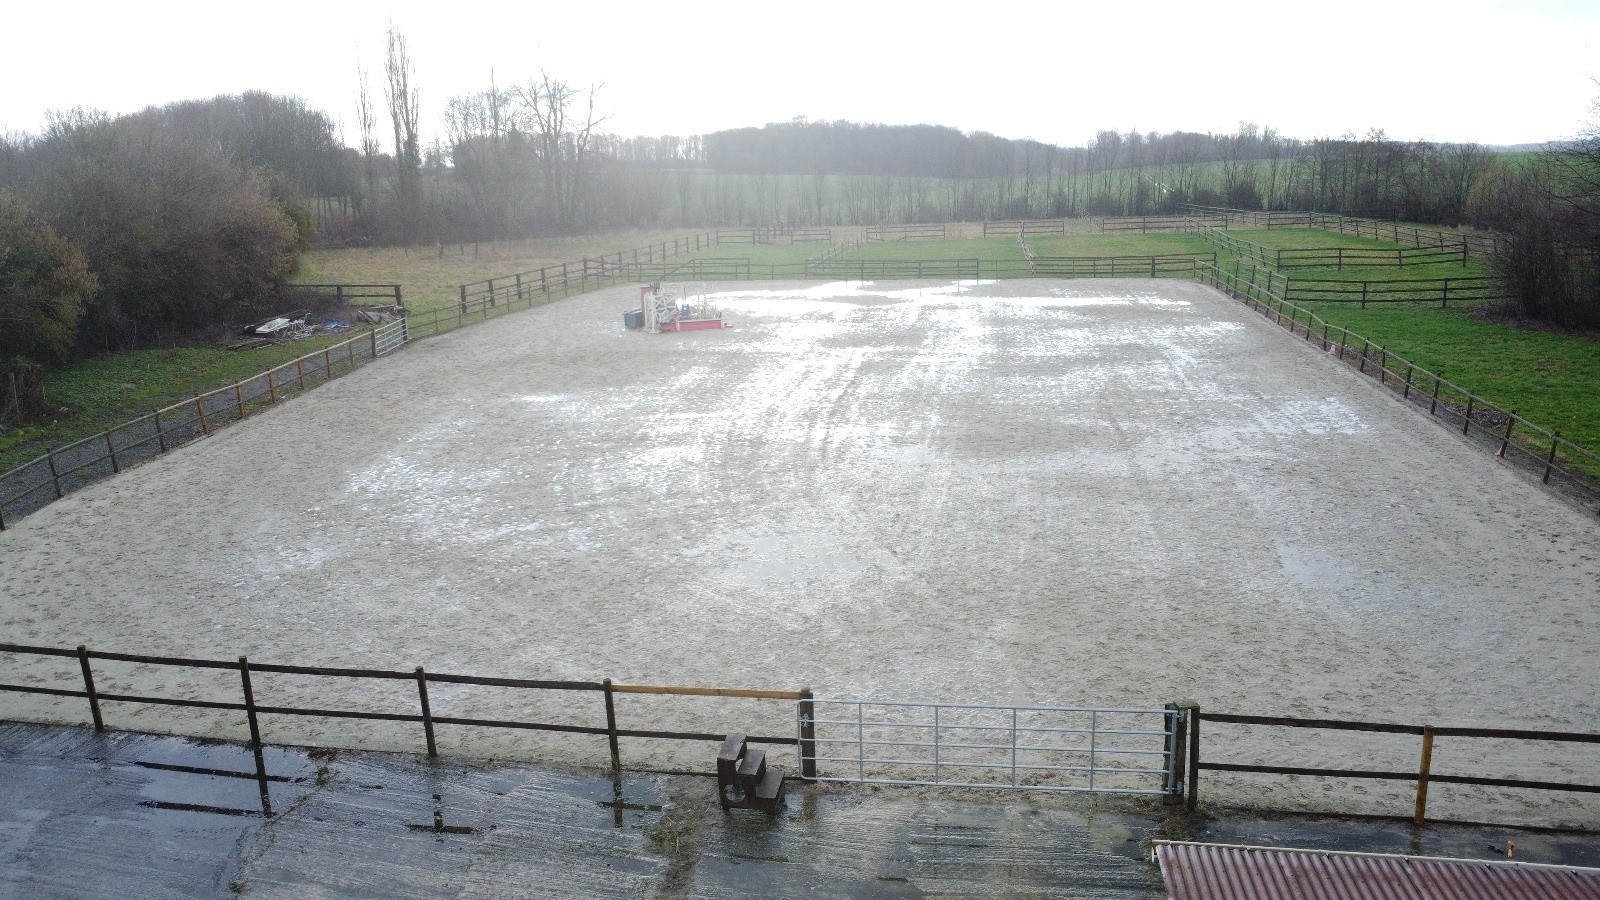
[1190,256,1600,509]
[0,641,818,818]
[1180,707,1600,826]
[2,642,1595,826]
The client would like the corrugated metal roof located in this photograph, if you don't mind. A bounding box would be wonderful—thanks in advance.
[1154,841,1600,900]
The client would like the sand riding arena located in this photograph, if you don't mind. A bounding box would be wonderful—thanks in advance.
[1,277,1597,827]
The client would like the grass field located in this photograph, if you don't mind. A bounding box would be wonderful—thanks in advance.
[5,225,1598,483]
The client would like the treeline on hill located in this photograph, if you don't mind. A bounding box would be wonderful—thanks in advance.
[4,68,1597,429]
[436,117,1509,236]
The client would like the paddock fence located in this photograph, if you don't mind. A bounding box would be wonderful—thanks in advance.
[1181,204,1502,259]
[0,319,408,530]
[1032,253,1213,278]
[4,641,1597,828]
[865,223,948,241]
[1100,214,1229,233]
[984,219,1069,236]
[804,258,981,280]
[1285,276,1505,307]
[0,641,812,818]
[1185,707,1600,826]
[1195,258,1600,507]
[281,283,405,307]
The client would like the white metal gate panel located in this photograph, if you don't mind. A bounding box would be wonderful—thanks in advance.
[373,319,409,356]
[800,700,1181,796]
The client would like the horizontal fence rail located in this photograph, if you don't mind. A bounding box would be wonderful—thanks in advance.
[865,223,948,242]
[1030,253,1214,278]
[801,699,1181,796]
[1190,709,1600,824]
[804,258,980,280]
[1285,276,1504,307]
[0,319,408,530]
[282,283,404,305]
[1181,204,1501,259]
[984,219,1069,236]
[1101,214,1229,233]
[0,641,806,817]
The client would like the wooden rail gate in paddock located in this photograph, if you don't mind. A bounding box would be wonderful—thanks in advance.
[798,699,1185,797]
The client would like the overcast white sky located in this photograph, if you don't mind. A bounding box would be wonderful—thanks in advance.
[4,0,1597,150]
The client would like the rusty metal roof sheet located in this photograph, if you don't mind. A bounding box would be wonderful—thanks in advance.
[1154,841,1600,900]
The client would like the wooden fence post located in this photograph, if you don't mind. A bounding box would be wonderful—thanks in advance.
[1464,396,1475,434]
[105,433,119,474]
[416,666,437,757]
[603,678,621,774]
[238,656,273,817]
[234,381,245,417]
[296,359,306,392]
[48,450,63,499]
[1414,725,1435,825]
[1185,704,1200,811]
[195,395,209,435]
[799,687,818,779]
[239,657,263,748]
[77,645,104,731]
[1498,412,1516,457]
[1544,433,1561,484]
[1430,378,1442,416]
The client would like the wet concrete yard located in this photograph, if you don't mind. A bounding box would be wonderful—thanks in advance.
[3,723,1597,898]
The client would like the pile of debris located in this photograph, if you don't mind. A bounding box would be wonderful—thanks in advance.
[230,310,353,350]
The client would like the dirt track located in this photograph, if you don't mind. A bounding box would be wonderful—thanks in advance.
[1,278,1596,826]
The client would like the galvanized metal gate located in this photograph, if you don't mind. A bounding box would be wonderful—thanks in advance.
[798,699,1183,796]
[373,318,409,356]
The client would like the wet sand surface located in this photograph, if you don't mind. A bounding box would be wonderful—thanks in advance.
[2,279,1597,827]
[4,723,1597,899]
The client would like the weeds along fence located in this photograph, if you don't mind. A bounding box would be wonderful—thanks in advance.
[1179,706,1600,825]
[1195,258,1600,508]
[0,641,812,817]
[0,319,408,530]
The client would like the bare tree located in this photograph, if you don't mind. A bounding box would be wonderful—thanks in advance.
[354,58,380,238]
[383,24,422,242]
[512,74,607,229]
